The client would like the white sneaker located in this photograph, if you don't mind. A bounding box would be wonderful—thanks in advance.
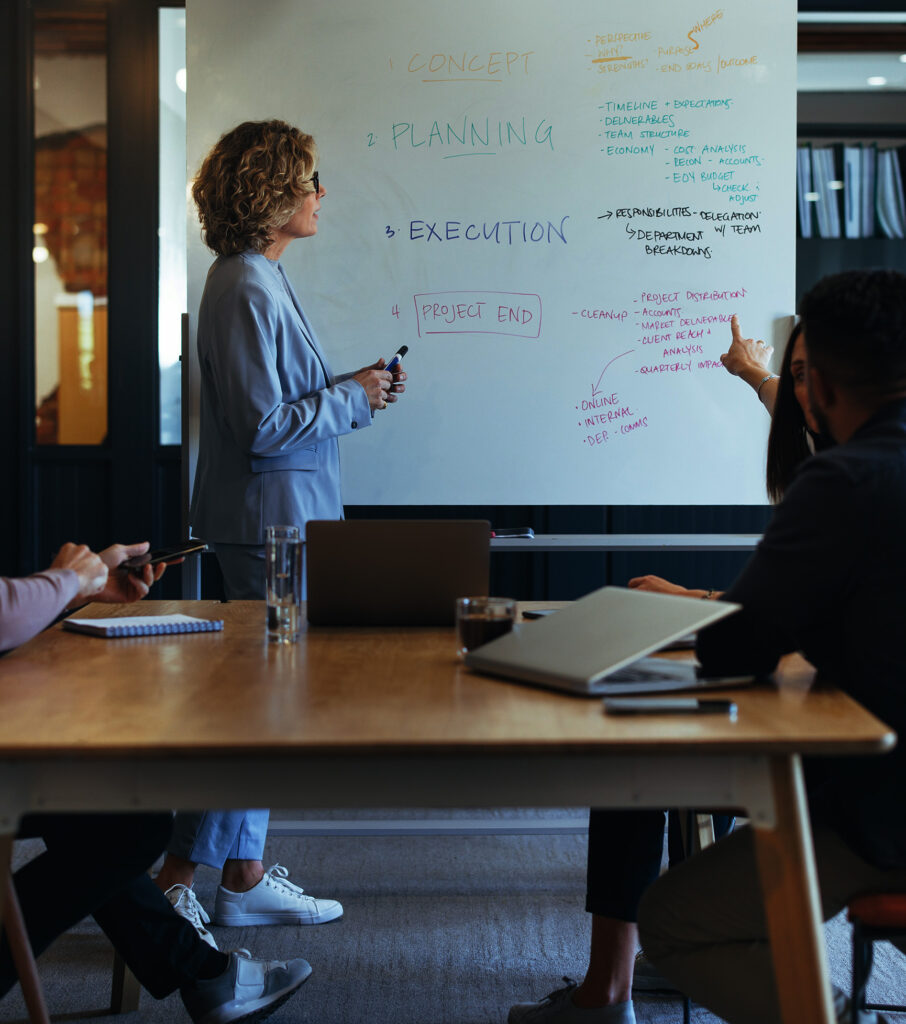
[165,883,219,949]
[180,949,311,1024]
[213,864,343,927]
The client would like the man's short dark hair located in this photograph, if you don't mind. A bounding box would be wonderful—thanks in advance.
[799,269,906,400]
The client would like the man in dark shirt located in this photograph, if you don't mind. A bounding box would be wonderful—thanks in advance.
[638,269,906,1024]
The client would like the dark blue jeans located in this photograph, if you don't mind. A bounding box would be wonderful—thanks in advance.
[586,809,734,921]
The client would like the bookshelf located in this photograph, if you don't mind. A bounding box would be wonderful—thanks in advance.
[795,75,906,301]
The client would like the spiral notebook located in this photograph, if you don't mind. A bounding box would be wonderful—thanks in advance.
[63,614,224,638]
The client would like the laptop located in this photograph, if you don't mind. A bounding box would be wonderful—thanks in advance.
[306,519,490,626]
[464,585,755,697]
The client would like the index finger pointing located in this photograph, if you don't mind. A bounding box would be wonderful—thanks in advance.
[730,315,742,343]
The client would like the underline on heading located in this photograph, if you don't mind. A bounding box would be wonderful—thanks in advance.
[422,78,503,84]
[443,152,498,158]
[593,56,633,63]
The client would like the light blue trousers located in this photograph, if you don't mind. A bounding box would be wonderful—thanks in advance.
[168,809,269,869]
[173,548,273,868]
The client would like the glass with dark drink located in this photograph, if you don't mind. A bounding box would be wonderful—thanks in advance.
[455,596,517,658]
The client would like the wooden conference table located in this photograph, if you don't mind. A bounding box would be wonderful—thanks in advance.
[0,600,895,1024]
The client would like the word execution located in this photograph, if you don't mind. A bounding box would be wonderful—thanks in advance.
[401,217,569,246]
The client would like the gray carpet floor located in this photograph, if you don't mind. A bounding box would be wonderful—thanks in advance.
[3,810,906,1024]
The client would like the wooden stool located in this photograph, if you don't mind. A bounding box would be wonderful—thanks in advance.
[1,844,50,1024]
[1,836,138,1019]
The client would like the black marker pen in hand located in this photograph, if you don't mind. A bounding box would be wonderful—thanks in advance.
[385,344,408,374]
[384,344,408,402]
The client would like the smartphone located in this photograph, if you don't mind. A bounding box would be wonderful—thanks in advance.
[522,608,558,619]
[603,697,737,720]
[121,541,208,571]
[491,527,535,539]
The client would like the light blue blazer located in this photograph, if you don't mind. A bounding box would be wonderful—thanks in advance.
[190,251,372,544]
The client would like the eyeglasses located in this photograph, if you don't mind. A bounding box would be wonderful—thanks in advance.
[310,171,320,196]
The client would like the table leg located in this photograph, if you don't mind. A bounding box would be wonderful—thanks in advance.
[752,755,834,1024]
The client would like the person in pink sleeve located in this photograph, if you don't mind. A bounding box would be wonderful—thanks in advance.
[1,540,313,1022]
[0,540,164,653]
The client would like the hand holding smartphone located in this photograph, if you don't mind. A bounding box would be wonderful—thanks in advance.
[121,541,208,573]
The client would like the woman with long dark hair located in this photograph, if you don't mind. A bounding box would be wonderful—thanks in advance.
[629,321,821,599]
[765,322,821,502]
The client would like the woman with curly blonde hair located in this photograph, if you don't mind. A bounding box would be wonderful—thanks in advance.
[155,120,406,947]
[189,119,404,588]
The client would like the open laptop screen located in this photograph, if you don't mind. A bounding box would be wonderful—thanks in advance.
[306,519,490,626]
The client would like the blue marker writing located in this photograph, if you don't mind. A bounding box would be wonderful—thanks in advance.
[385,344,408,373]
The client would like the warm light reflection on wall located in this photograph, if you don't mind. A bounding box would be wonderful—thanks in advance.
[32,222,49,263]
[76,290,94,392]
[34,6,108,445]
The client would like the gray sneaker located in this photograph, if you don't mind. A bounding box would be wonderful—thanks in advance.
[508,978,636,1024]
[833,986,888,1024]
[180,950,311,1024]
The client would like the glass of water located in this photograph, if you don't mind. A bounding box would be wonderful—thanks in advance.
[265,525,303,643]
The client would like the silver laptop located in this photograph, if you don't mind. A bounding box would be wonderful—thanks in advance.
[464,585,753,697]
[306,519,489,626]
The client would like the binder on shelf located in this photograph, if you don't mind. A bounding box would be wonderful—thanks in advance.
[811,145,843,239]
[898,145,906,232]
[809,147,828,237]
[797,145,813,239]
[860,143,877,238]
[877,147,906,240]
[843,144,862,239]
[62,613,225,638]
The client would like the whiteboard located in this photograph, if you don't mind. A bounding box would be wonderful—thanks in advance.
[186,0,796,506]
